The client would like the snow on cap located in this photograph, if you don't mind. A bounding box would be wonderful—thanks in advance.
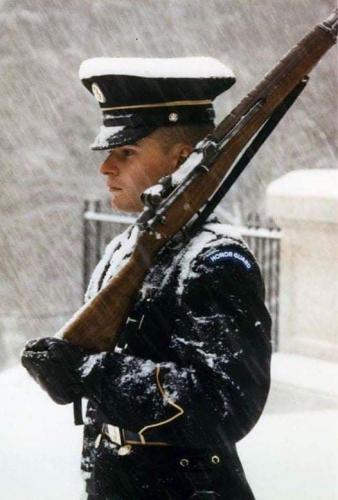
[79,57,236,150]
[79,57,235,80]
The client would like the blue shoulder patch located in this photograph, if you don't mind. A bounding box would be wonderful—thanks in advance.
[207,249,252,270]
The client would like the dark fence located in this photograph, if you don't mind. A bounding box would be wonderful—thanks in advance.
[83,200,281,350]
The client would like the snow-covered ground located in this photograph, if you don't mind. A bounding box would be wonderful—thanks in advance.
[0,353,337,500]
[0,365,84,500]
[238,353,338,500]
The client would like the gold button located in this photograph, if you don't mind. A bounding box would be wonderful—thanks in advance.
[117,445,132,456]
[211,455,220,464]
[179,458,190,467]
[169,112,178,122]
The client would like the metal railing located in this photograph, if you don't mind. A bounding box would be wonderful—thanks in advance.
[83,200,281,350]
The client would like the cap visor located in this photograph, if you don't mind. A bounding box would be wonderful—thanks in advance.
[90,125,156,150]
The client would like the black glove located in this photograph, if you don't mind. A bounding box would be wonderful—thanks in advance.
[21,337,105,405]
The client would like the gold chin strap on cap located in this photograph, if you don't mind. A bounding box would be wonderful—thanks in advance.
[101,99,212,112]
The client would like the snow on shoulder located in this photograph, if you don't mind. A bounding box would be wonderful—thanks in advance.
[79,57,234,80]
[176,223,246,296]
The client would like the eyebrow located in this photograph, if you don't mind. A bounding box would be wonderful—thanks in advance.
[108,143,140,154]
[121,143,139,148]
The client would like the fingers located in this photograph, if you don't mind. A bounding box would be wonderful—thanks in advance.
[23,337,47,352]
[21,348,47,370]
[21,349,50,381]
[21,337,85,406]
[21,349,77,405]
[23,337,60,355]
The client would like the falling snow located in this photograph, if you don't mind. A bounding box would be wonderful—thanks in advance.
[0,1,336,499]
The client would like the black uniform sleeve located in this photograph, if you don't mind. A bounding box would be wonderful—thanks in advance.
[85,241,272,446]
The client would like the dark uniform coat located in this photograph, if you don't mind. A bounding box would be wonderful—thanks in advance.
[80,221,272,499]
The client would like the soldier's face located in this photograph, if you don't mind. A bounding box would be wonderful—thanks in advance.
[100,134,190,212]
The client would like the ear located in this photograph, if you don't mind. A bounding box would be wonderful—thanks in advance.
[170,143,194,169]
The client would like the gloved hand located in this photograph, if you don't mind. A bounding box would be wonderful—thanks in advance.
[21,337,105,405]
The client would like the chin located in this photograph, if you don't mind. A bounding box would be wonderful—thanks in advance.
[111,196,142,213]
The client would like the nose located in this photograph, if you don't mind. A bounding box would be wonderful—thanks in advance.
[99,155,120,176]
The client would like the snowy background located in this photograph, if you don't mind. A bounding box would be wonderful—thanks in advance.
[0,0,336,357]
[0,1,337,499]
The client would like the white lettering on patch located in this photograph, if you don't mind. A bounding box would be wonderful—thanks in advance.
[209,250,252,270]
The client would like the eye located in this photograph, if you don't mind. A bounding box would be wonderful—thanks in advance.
[122,147,136,158]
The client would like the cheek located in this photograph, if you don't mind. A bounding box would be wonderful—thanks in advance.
[141,158,169,186]
[127,168,153,192]
[121,174,144,194]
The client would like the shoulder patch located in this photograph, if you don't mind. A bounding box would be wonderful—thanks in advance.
[207,249,253,270]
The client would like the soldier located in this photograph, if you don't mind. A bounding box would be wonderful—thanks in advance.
[22,57,272,499]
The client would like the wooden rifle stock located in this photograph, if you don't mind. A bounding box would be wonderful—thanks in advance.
[61,10,337,352]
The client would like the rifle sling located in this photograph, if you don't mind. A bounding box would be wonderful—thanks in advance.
[74,397,83,426]
[185,77,309,239]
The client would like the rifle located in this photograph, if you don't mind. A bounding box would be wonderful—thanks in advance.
[59,10,337,353]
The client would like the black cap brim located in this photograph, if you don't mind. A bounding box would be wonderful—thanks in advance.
[90,124,157,150]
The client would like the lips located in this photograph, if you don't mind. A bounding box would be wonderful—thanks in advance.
[107,184,122,192]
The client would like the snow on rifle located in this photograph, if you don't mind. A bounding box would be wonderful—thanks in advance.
[58,9,337,353]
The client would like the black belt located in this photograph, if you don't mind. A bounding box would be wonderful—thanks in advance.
[95,424,223,466]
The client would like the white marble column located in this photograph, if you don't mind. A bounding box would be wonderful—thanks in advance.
[266,169,338,362]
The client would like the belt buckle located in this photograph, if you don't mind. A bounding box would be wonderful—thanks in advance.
[103,425,132,456]
[104,424,122,446]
